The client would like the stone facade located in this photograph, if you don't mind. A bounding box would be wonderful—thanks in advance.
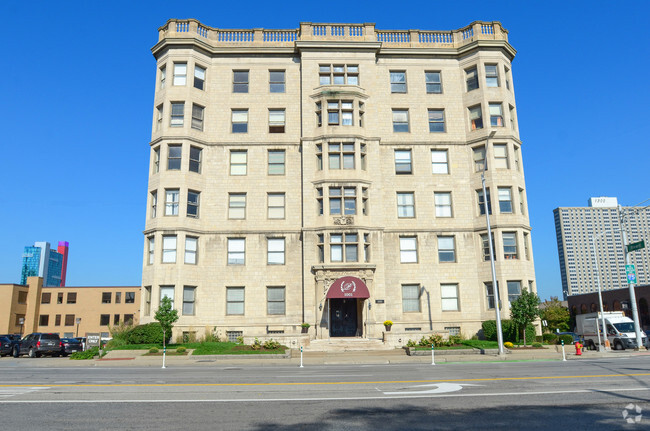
[141,20,536,346]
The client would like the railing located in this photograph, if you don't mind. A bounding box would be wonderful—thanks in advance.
[157,20,507,48]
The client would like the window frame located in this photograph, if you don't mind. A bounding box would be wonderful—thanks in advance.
[183,286,196,316]
[434,192,453,217]
[194,65,206,90]
[226,287,245,315]
[431,149,449,174]
[228,193,246,219]
[231,109,249,133]
[189,146,202,173]
[233,70,249,93]
[489,103,504,127]
[267,237,285,265]
[397,192,415,218]
[465,66,479,91]
[191,104,204,131]
[173,63,187,86]
[437,236,456,263]
[162,235,177,263]
[227,238,245,265]
[268,150,285,175]
[269,109,286,133]
[468,105,483,130]
[165,188,180,216]
[485,64,499,87]
[230,150,248,175]
[392,109,410,133]
[187,190,200,218]
[428,109,445,133]
[425,71,442,94]
[170,102,184,127]
[402,284,421,312]
[267,286,286,315]
[267,193,286,219]
[441,283,460,311]
[503,232,519,260]
[394,149,412,174]
[269,70,285,93]
[167,144,182,170]
[390,71,407,93]
[184,236,198,264]
[399,236,418,263]
[498,187,513,213]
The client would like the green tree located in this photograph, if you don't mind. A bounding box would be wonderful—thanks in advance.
[154,296,179,350]
[540,296,570,333]
[510,288,541,346]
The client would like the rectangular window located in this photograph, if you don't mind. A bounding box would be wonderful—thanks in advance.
[170,102,184,127]
[269,70,285,93]
[397,192,415,218]
[67,292,77,304]
[144,287,152,316]
[156,105,163,131]
[114,314,120,325]
[160,66,166,89]
[17,291,27,304]
[267,286,285,315]
[41,292,51,304]
[231,109,248,133]
[493,144,509,169]
[228,193,246,219]
[183,286,196,315]
[478,189,492,215]
[228,238,245,265]
[268,150,285,175]
[489,103,504,127]
[167,144,181,170]
[465,67,479,91]
[330,233,358,262]
[327,186,356,215]
[160,286,174,309]
[392,109,409,132]
[390,71,407,93]
[269,109,285,133]
[481,233,496,261]
[173,63,187,86]
[524,232,530,260]
[394,149,412,174]
[185,236,197,264]
[434,192,452,217]
[473,146,486,172]
[148,236,155,264]
[438,236,456,262]
[55,314,61,326]
[510,105,517,131]
[57,293,63,304]
[317,234,324,263]
[498,188,513,213]
[425,71,442,94]
[187,190,200,218]
[503,232,518,260]
[191,104,204,131]
[400,237,418,263]
[485,282,496,309]
[189,146,202,173]
[441,284,459,311]
[150,191,157,218]
[507,281,522,303]
[319,64,359,85]
[102,292,111,304]
[267,238,285,265]
[485,64,499,87]
[165,189,179,216]
[431,150,448,174]
[328,143,355,170]
[39,315,49,326]
[194,65,205,90]
[226,287,245,315]
[230,150,247,175]
[402,284,421,312]
[233,70,249,93]
[268,193,285,219]
[505,66,511,90]
[100,314,110,326]
[469,105,483,130]
[124,314,134,325]
[64,314,75,326]
[125,292,135,304]
[153,147,160,173]
[519,189,526,215]
[162,235,177,263]
[428,109,445,132]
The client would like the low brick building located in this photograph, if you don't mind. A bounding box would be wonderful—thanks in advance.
[567,284,650,330]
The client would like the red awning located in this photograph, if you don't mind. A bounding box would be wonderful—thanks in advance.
[326,276,370,299]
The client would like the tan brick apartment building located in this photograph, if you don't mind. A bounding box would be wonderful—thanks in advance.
[141,20,536,346]
[0,277,140,338]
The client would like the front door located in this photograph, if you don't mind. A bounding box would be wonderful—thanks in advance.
[330,298,358,337]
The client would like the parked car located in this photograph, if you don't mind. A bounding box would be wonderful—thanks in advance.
[60,338,83,356]
[74,337,87,351]
[0,334,21,356]
[14,333,62,358]
[557,332,585,345]
[0,336,13,357]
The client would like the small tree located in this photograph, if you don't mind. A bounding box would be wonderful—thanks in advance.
[510,288,541,346]
[540,296,570,333]
[154,296,179,350]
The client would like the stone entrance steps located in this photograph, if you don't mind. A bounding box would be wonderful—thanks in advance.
[305,337,391,352]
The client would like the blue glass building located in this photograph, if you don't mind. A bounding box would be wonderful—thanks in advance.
[20,242,65,287]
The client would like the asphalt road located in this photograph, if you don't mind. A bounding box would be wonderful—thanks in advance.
[0,356,649,430]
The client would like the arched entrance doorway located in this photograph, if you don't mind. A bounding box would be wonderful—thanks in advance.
[326,276,370,337]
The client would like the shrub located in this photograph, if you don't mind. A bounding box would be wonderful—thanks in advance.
[504,341,514,349]
[558,334,574,345]
[202,326,220,343]
[482,320,535,343]
[251,338,262,350]
[149,348,159,354]
[70,347,99,360]
[532,342,543,348]
[127,323,166,345]
[109,321,136,343]
[543,333,558,344]
[418,334,447,347]
[535,335,543,343]
[449,335,464,345]
[176,346,187,354]
[406,339,417,347]
[105,338,127,349]
[263,339,281,350]
[236,336,244,344]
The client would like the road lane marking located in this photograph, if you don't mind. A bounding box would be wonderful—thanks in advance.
[0,387,50,399]
[0,387,649,404]
[383,383,482,395]
[0,372,649,388]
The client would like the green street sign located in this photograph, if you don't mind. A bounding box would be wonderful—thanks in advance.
[627,240,645,252]
[626,265,637,284]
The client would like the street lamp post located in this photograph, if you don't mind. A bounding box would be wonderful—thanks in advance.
[619,205,644,350]
[75,318,81,338]
[590,232,609,351]
[18,317,24,337]
[482,130,505,356]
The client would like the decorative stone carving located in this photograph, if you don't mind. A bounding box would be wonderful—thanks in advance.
[333,216,354,225]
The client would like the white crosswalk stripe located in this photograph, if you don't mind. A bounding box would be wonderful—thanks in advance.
[0,387,50,399]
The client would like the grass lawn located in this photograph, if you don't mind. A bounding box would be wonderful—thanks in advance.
[107,342,286,355]
[409,340,500,350]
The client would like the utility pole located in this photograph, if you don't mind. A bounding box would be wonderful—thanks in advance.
[619,204,644,350]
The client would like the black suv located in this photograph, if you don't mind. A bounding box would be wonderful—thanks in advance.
[0,334,21,357]
[14,333,62,358]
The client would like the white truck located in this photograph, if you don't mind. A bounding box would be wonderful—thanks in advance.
[576,311,648,350]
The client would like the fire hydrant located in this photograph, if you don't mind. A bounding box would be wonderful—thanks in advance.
[575,342,583,356]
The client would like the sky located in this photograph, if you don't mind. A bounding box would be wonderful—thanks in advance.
[2,1,649,301]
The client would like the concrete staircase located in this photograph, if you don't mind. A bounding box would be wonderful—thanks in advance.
[305,337,391,352]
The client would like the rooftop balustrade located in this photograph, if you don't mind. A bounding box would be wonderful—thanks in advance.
[157,20,508,49]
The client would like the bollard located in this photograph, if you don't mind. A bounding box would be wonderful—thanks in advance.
[299,346,304,368]
[561,340,566,362]
[162,344,167,369]
[431,344,435,365]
